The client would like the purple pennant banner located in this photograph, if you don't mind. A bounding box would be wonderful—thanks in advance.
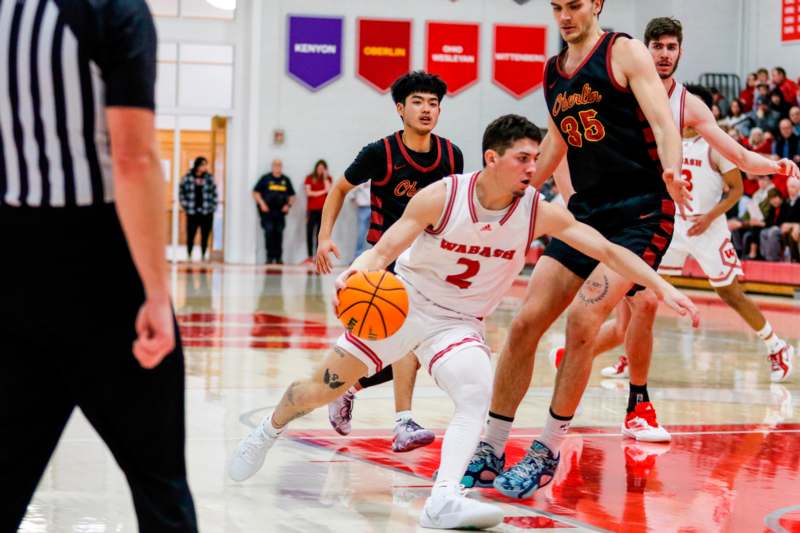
[287,15,344,91]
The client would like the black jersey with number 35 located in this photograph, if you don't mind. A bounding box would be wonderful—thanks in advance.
[544,32,666,206]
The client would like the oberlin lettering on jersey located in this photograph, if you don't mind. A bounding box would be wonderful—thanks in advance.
[552,83,603,117]
[440,238,516,260]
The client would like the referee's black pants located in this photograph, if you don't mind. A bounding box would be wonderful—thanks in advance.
[0,205,198,533]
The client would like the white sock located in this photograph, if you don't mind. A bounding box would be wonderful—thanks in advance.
[395,410,413,424]
[482,412,513,455]
[756,322,785,353]
[537,409,572,455]
[261,411,284,438]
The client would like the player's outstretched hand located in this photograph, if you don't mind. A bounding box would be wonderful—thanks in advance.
[332,268,357,312]
[776,158,800,178]
[133,295,176,369]
[663,168,693,218]
[316,238,341,274]
[661,285,699,328]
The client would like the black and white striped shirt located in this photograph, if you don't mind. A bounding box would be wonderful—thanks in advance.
[0,0,156,208]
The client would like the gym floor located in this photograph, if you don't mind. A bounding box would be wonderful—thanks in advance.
[20,264,800,532]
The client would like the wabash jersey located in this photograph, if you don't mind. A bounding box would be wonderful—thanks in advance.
[395,172,540,319]
[544,32,666,205]
[345,131,462,244]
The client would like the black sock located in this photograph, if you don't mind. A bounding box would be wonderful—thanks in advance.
[627,383,649,413]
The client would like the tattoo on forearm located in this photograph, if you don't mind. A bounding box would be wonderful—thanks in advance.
[578,274,609,305]
[324,368,345,389]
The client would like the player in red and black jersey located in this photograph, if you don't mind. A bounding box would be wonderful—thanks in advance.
[315,71,463,452]
[464,0,694,499]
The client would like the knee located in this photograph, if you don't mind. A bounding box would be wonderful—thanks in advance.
[565,310,604,345]
[452,379,491,418]
[715,285,741,306]
[631,291,659,316]
[508,307,546,346]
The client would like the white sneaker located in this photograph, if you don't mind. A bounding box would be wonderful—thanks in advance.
[228,418,279,481]
[622,402,671,442]
[769,344,794,383]
[601,355,630,379]
[420,483,504,530]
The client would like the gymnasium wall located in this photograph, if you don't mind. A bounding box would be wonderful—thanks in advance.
[150,0,800,265]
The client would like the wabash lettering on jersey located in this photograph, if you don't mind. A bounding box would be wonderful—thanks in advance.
[544,32,666,206]
[345,131,463,244]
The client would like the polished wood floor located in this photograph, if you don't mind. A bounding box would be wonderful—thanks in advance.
[19,264,800,532]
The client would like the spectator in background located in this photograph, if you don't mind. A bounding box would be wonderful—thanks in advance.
[759,189,786,261]
[710,87,729,116]
[732,175,774,258]
[789,106,800,135]
[719,98,750,135]
[304,160,332,262]
[756,67,770,86]
[748,127,774,156]
[711,104,722,122]
[781,177,800,261]
[748,97,781,136]
[739,72,756,112]
[253,159,296,264]
[773,119,800,164]
[179,156,218,261]
[756,81,771,103]
[772,67,798,105]
[769,89,791,119]
[349,181,372,261]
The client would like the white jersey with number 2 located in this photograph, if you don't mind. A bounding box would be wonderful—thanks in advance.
[395,172,540,319]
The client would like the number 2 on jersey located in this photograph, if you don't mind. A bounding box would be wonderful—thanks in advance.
[445,258,480,289]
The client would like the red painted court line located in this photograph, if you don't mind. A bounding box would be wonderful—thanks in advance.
[182,339,331,350]
[289,422,800,533]
[177,312,329,327]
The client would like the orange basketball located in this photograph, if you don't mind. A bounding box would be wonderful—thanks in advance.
[337,270,409,341]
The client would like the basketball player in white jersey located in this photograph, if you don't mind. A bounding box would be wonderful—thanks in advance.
[227,115,698,530]
[548,18,799,406]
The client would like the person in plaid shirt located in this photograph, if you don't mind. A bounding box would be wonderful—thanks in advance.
[179,156,218,261]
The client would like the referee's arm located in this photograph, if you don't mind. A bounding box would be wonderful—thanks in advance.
[103,2,173,369]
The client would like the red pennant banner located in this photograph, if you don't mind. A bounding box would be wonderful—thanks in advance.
[493,24,548,98]
[357,18,412,92]
[782,0,800,43]
[426,22,480,96]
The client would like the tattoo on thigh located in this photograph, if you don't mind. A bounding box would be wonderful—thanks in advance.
[578,274,609,305]
[323,368,345,389]
[285,382,299,406]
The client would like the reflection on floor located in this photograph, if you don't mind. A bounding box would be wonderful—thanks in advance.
[19,264,800,532]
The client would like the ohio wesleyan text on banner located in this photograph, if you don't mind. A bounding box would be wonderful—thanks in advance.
[425,21,480,96]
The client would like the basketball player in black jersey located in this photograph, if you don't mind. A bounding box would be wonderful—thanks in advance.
[315,71,463,452]
[463,0,693,499]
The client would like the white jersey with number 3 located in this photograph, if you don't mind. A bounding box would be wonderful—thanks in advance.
[681,136,736,214]
[394,172,540,319]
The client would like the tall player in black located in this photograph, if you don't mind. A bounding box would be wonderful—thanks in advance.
[463,0,692,499]
[315,71,463,452]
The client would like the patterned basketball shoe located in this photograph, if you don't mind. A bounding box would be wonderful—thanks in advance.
[622,402,671,442]
[393,418,435,452]
[461,441,506,488]
[493,440,560,499]
[420,482,504,530]
[328,389,355,435]
[769,344,794,383]
[601,355,630,378]
[228,418,279,481]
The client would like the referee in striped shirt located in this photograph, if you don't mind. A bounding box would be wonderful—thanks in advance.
[0,1,198,531]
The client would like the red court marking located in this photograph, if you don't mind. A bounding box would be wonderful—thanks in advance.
[182,339,331,350]
[290,424,800,533]
[504,516,573,529]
